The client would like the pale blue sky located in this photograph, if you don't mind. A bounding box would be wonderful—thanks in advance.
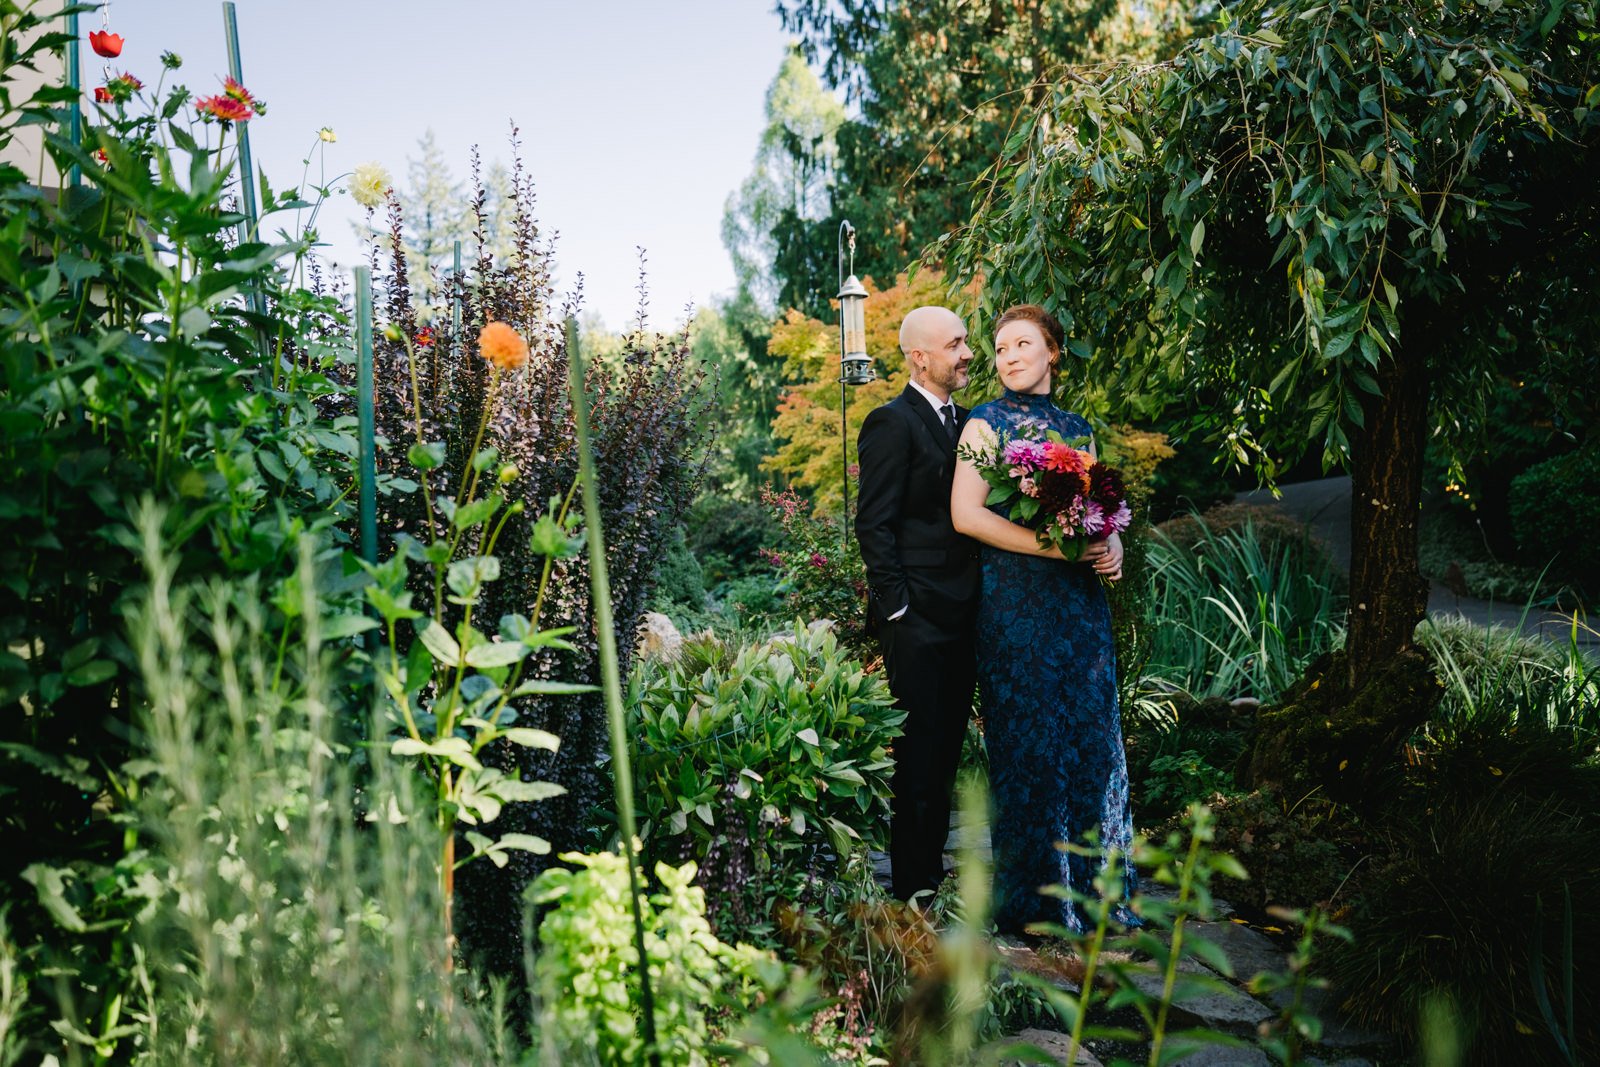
[102,1,795,328]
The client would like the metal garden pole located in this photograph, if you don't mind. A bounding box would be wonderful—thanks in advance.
[221,2,259,242]
[452,239,462,356]
[354,267,377,566]
[65,9,81,188]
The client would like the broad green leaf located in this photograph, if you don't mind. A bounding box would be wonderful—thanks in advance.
[464,639,527,669]
[407,441,446,471]
[418,619,461,665]
[502,727,561,751]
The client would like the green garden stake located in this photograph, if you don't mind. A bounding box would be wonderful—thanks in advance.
[221,2,272,375]
[451,240,462,353]
[566,317,660,1066]
[65,9,81,188]
[354,267,377,566]
[221,2,259,243]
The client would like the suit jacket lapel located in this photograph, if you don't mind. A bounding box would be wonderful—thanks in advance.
[902,385,955,452]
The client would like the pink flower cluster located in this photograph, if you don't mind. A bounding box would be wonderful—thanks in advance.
[967,424,1134,558]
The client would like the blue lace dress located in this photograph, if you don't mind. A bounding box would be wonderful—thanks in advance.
[970,388,1139,934]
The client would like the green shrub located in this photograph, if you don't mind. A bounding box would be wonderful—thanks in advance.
[1327,788,1600,1064]
[527,851,777,1065]
[1417,501,1588,607]
[1156,502,1334,571]
[1509,442,1600,580]
[710,573,787,630]
[1198,790,1354,916]
[684,493,783,585]
[1139,749,1237,817]
[628,625,902,928]
[650,524,710,626]
[761,486,874,659]
[0,26,356,1054]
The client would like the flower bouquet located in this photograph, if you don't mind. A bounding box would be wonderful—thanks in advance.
[960,422,1132,558]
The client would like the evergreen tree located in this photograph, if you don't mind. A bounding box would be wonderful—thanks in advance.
[723,46,847,316]
[395,130,465,305]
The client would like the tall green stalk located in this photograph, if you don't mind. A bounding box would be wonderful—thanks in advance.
[565,316,659,1063]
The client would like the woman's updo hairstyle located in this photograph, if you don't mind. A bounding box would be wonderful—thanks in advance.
[994,304,1066,366]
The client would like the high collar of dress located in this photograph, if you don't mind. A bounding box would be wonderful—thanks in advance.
[1001,388,1053,408]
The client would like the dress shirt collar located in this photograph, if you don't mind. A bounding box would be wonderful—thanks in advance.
[907,377,954,416]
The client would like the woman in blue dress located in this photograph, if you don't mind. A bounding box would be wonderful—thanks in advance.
[950,304,1139,936]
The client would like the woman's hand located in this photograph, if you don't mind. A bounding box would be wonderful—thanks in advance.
[1082,533,1124,581]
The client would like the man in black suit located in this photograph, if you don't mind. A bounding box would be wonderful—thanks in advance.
[855,305,981,901]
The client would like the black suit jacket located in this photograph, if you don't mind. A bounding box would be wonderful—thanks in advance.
[854,386,981,630]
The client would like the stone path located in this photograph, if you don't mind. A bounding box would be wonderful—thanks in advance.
[1238,476,1594,647]
[988,900,1391,1066]
[872,821,1394,1065]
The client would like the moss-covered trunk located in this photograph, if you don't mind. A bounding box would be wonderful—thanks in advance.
[1344,346,1431,689]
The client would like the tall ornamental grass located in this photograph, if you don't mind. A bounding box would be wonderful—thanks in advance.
[1141,516,1345,703]
[126,507,497,1066]
[1414,614,1599,753]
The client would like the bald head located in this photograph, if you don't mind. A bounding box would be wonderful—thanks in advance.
[899,305,965,357]
[898,305,972,401]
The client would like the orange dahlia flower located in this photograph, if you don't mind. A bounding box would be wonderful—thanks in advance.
[479,321,529,371]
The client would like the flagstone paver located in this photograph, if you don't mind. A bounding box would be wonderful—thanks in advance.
[1005,1028,1104,1065]
[1186,920,1290,982]
[1126,958,1276,1030]
[1168,1046,1272,1066]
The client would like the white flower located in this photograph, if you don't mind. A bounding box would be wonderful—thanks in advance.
[349,161,391,209]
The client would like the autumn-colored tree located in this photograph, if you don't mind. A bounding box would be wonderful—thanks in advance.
[765,270,979,514]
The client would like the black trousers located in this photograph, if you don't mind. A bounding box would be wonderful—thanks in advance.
[878,606,976,900]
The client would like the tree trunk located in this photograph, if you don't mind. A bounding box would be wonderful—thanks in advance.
[1345,346,1432,689]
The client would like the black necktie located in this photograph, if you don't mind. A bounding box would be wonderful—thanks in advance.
[940,403,957,443]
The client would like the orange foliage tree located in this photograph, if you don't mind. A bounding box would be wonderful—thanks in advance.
[765,270,979,515]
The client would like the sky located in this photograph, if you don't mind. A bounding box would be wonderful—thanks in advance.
[102,1,796,329]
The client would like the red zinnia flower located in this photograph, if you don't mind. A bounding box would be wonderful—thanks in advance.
[93,148,109,167]
[221,77,265,116]
[98,72,142,105]
[89,30,123,58]
[195,93,253,124]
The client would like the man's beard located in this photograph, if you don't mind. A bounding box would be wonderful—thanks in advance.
[929,364,968,394]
